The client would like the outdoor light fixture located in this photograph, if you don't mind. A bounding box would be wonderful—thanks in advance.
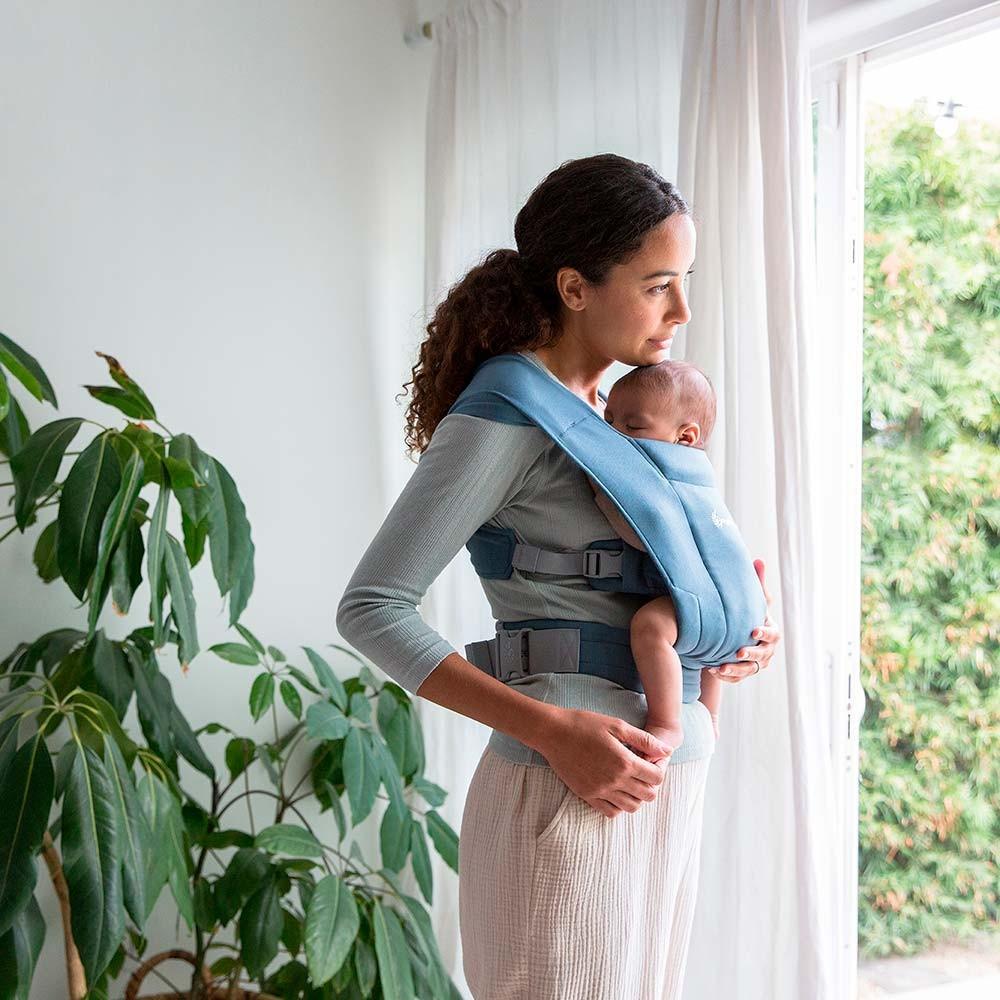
[934,98,963,138]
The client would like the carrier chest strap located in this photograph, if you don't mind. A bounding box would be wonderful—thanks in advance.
[511,542,624,580]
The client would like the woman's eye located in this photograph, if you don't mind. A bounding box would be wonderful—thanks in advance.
[651,284,670,294]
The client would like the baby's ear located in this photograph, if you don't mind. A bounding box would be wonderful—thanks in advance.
[677,422,701,446]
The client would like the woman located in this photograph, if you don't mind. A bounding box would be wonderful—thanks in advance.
[336,153,781,999]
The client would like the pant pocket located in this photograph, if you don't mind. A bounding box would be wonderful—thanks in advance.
[535,780,577,846]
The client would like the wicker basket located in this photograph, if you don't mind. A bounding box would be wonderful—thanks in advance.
[123,949,280,1000]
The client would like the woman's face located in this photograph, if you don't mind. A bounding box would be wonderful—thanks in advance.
[557,213,696,368]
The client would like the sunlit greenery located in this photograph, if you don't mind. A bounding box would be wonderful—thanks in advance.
[858,102,1000,956]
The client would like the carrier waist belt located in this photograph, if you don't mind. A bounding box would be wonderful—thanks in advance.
[464,619,643,693]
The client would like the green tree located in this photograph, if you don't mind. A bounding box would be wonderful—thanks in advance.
[859,103,1000,956]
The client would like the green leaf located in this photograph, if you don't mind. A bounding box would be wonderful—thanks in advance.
[409,820,433,905]
[167,434,213,527]
[87,449,144,639]
[162,455,197,489]
[61,743,125,983]
[284,664,320,695]
[215,848,270,925]
[398,892,451,997]
[56,432,122,601]
[305,702,350,742]
[303,647,347,710]
[234,623,266,656]
[0,332,57,405]
[161,787,193,930]
[279,680,302,719]
[0,368,8,423]
[31,519,60,583]
[371,900,415,1000]
[117,423,165,486]
[379,797,411,875]
[0,895,45,1000]
[9,417,82,530]
[83,386,153,420]
[0,395,30,459]
[145,484,170,648]
[255,824,323,860]
[425,810,459,874]
[249,673,275,722]
[0,733,53,938]
[163,533,199,667]
[109,517,144,615]
[343,728,379,826]
[225,738,256,782]
[90,352,155,419]
[101,738,148,926]
[167,699,215,780]
[193,877,216,932]
[303,874,359,986]
[134,774,171,921]
[204,455,255,622]
[125,646,174,767]
[239,876,282,980]
[209,642,259,666]
[82,632,134,721]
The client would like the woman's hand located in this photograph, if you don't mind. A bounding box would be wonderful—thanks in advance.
[535,707,671,819]
[707,558,782,684]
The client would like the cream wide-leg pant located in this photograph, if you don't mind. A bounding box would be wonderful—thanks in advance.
[458,745,713,1000]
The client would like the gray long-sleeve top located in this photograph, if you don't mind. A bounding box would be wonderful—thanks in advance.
[335,350,715,767]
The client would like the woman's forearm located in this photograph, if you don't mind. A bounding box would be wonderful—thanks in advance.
[415,651,562,752]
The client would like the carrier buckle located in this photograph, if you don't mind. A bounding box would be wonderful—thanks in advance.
[496,627,532,681]
[583,548,624,579]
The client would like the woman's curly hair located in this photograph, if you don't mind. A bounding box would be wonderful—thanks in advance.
[399,153,691,457]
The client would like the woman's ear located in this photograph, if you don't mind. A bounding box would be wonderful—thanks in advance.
[675,422,701,446]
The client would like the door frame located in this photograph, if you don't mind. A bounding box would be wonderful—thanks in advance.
[809,3,1000,995]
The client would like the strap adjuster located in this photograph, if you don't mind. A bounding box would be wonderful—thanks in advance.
[583,548,624,579]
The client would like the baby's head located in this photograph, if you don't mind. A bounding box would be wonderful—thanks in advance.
[604,360,716,449]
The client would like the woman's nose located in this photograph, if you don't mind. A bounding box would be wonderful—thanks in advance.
[667,287,692,325]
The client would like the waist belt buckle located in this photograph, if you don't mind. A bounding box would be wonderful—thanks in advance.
[583,548,623,579]
[496,627,533,682]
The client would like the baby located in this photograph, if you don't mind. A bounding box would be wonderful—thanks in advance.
[586,359,723,763]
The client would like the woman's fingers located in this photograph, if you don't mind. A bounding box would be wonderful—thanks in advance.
[708,662,757,682]
[753,557,773,607]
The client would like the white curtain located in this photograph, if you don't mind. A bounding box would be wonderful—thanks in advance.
[676,1,840,998]
[414,1,841,997]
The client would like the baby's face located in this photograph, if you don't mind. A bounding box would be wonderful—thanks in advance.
[603,386,700,446]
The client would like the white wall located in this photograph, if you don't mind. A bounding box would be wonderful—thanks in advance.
[0,2,438,996]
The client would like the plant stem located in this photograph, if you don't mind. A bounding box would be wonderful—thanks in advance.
[41,831,86,1000]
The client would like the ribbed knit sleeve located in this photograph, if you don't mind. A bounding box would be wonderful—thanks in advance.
[335,413,547,694]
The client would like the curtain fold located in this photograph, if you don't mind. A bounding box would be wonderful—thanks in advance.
[418,1,840,996]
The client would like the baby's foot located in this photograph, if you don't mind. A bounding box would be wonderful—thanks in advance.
[644,722,684,764]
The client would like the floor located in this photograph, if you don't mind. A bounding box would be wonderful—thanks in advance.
[858,932,1000,998]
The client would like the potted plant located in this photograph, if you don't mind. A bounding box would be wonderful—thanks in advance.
[0,335,461,999]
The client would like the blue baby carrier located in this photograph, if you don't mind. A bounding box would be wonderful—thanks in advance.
[448,352,767,702]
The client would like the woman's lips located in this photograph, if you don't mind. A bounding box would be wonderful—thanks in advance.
[649,336,673,347]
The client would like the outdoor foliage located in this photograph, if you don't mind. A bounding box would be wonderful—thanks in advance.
[858,103,1000,956]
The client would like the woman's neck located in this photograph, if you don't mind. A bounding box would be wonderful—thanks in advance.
[529,339,610,411]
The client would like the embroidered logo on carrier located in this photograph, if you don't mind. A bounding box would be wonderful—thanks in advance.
[711,508,735,530]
